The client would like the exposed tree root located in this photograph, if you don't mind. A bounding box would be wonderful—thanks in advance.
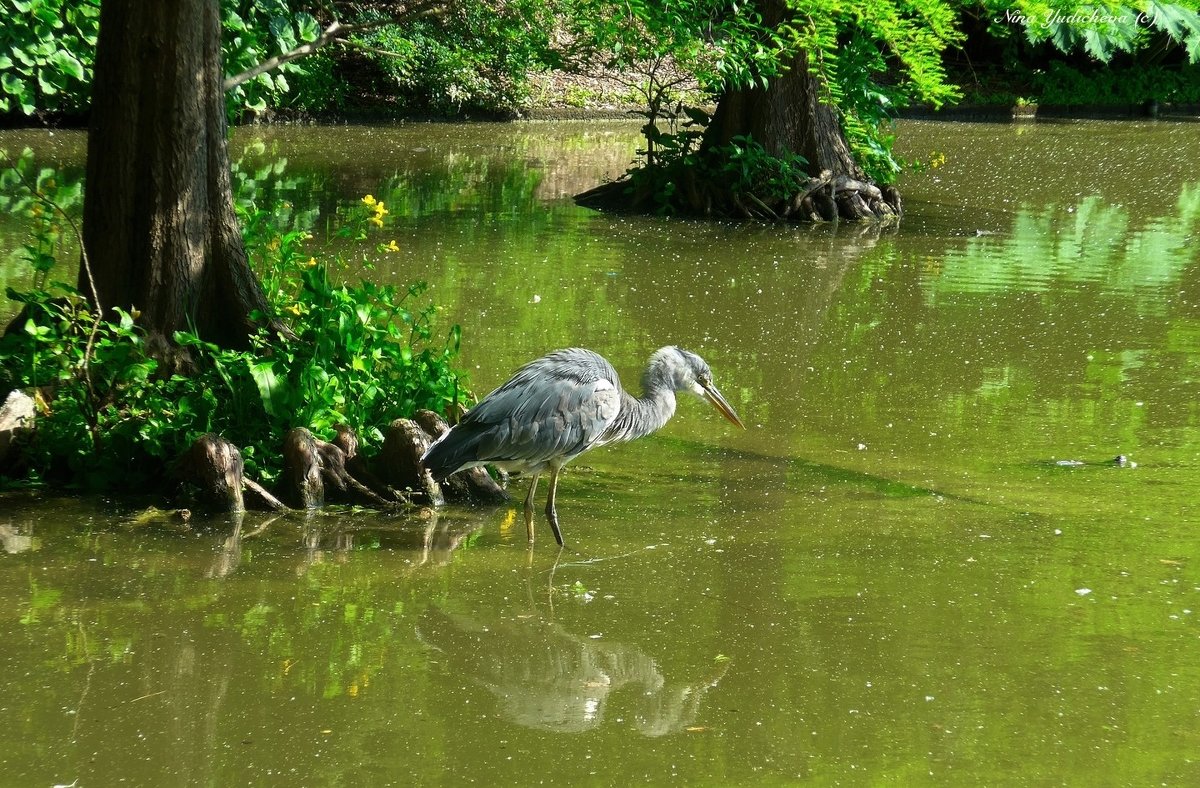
[576,170,902,224]
[173,417,509,515]
[174,433,247,512]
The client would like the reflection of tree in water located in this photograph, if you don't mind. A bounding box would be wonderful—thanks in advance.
[417,605,727,736]
[200,509,489,579]
[203,509,730,736]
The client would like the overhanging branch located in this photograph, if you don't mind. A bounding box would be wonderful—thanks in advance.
[223,1,444,93]
[224,20,357,92]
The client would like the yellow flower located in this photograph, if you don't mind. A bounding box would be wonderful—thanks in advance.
[285,303,302,315]
[499,509,516,535]
[373,203,388,217]
[384,240,400,252]
[361,194,377,206]
[368,216,384,228]
[305,256,318,267]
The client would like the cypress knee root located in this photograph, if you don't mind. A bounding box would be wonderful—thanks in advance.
[281,427,324,509]
[176,433,246,512]
[382,418,445,505]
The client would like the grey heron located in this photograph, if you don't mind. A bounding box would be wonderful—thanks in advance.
[421,346,745,546]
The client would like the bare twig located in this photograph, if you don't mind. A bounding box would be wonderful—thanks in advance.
[224,20,354,91]
[744,191,780,221]
[243,476,288,511]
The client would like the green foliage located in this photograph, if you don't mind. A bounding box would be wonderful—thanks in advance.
[783,0,963,182]
[568,0,788,94]
[0,0,98,115]
[0,0,319,118]
[1032,60,1200,103]
[573,0,960,185]
[350,1,560,114]
[978,0,1200,63]
[279,50,347,114]
[0,165,466,490]
[716,134,809,199]
[221,0,321,118]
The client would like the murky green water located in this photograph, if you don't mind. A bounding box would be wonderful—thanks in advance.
[2,120,1199,785]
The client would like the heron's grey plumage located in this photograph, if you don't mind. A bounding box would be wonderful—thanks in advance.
[421,346,743,545]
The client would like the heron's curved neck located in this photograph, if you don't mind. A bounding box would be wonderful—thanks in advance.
[604,368,678,444]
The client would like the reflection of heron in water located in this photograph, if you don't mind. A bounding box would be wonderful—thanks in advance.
[417,605,728,736]
[422,347,744,546]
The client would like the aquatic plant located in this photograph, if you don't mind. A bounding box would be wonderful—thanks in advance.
[0,156,465,490]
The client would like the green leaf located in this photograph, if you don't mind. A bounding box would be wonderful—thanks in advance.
[295,12,320,42]
[269,16,297,52]
[1,73,23,96]
[249,360,283,416]
[51,50,85,81]
[37,72,59,96]
[113,307,135,331]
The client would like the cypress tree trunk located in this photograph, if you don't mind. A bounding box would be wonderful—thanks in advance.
[82,0,272,348]
[704,48,864,180]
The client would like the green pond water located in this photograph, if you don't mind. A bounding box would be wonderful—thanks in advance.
[2,119,1199,786]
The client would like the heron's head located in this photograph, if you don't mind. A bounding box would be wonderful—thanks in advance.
[650,346,745,429]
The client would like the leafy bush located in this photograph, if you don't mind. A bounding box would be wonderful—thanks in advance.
[222,0,321,118]
[0,0,320,119]
[0,165,466,491]
[1032,61,1200,105]
[349,0,558,115]
[278,50,347,114]
[0,0,97,116]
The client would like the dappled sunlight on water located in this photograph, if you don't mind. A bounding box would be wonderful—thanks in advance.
[2,119,1200,784]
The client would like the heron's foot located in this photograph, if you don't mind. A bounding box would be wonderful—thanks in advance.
[545,502,565,547]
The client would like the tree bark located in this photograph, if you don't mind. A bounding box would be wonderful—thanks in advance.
[281,427,324,509]
[82,0,273,348]
[703,1,862,179]
[175,433,245,512]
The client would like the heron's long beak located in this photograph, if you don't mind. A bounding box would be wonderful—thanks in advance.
[702,382,745,429]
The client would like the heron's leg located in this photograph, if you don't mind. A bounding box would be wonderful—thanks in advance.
[544,466,565,547]
[523,473,540,543]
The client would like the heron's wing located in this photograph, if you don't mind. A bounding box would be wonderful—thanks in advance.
[457,348,623,469]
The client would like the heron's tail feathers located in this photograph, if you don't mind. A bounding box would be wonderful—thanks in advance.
[420,426,486,481]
